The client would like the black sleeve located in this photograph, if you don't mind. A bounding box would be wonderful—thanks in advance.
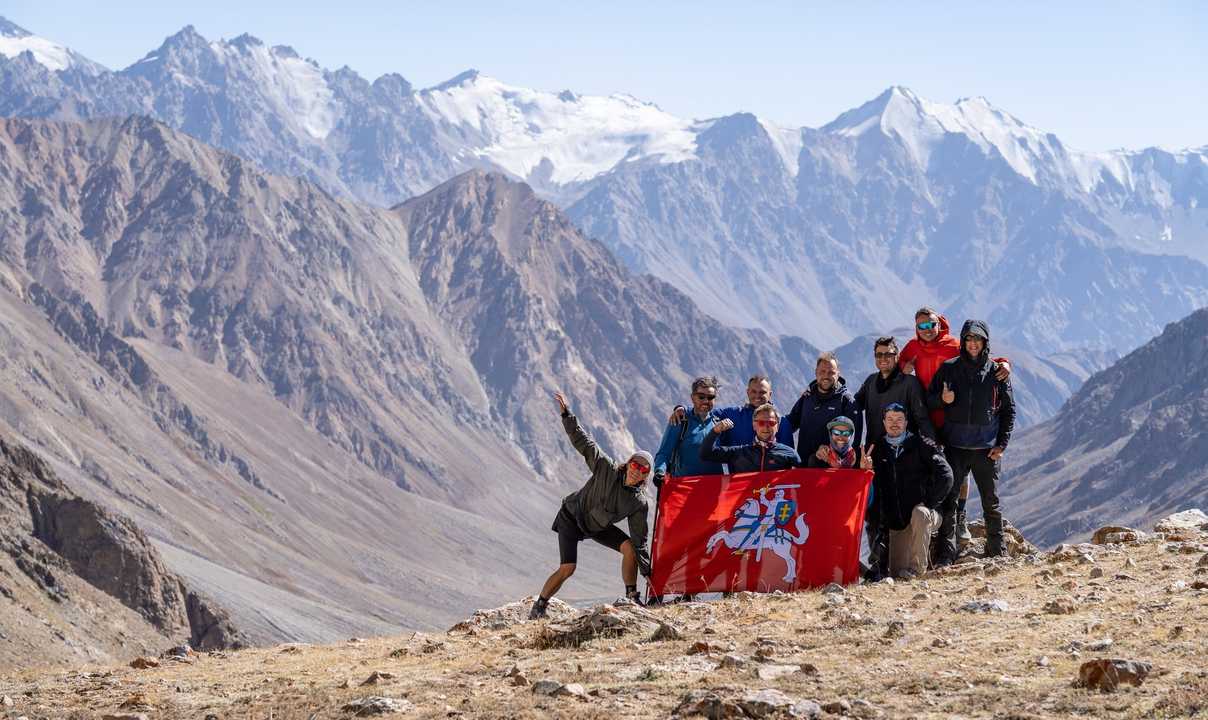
[925,441,954,509]
[926,365,947,411]
[699,430,736,464]
[995,377,1016,449]
[908,376,936,440]
[787,393,805,432]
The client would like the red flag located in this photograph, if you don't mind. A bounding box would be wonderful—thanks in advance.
[650,468,871,594]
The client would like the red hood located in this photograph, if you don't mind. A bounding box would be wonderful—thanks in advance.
[915,314,960,353]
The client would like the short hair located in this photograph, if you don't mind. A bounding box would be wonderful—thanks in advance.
[874,336,898,353]
[914,306,939,320]
[690,376,720,393]
[747,374,770,387]
[816,351,839,368]
[753,403,779,420]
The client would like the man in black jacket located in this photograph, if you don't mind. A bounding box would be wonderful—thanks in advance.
[788,352,862,463]
[530,392,653,620]
[928,320,1016,562]
[863,403,954,578]
[700,403,801,472]
[855,337,935,446]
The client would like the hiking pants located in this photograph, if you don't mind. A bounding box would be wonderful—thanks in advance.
[939,447,1003,556]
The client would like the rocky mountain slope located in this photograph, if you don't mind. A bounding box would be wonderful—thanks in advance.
[0,115,817,645]
[0,435,241,670]
[1,512,1204,718]
[2,18,1204,370]
[1003,308,1208,546]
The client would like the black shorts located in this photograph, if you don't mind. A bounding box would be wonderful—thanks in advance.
[552,507,629,565]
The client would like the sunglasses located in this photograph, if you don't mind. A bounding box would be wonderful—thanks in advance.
[830,428,853,437]
[874,351,897,359]
[754,419,778,428]
[629,461,650,474]
[916,321,937,330]
[693,393,717,400]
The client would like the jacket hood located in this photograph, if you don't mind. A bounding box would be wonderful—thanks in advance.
[959,319,991,362]
[916,314,957,345]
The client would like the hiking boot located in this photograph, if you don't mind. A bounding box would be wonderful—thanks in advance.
[980,536,1009,560]
[956,509,972,547]
[528,598,548,620]
[932,549,958,569]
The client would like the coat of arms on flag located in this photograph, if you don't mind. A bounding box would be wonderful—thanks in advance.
[651,468,872,595]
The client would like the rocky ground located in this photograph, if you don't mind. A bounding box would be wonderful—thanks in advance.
[0,511,1206,720]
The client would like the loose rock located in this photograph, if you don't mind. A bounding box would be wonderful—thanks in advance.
[360,671,396,686]
[674,690,745,719]
[1044,599,1076,615]
[128,657,159,669]
[959,599,1009,613]
[720,654,748,669]
[1091,526,1144,544]
[533,603,664,649]
[650,622,684,642]
[1076,659,1152,692]
[341,696,413,715]
[755,664,802,681]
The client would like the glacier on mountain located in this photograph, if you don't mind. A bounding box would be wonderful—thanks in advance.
[416,71,701,184]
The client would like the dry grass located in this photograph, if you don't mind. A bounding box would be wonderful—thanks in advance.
[0,539,1205,719]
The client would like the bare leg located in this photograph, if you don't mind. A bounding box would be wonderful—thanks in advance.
[620,541,637,587]
[539,563,576,600]
[960,478,971,500]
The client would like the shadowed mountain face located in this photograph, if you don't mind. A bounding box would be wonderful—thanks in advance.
[0,116,816,642]
[1002,307,1208,546]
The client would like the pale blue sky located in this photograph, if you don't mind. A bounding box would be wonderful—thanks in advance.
[5,1,1205,151]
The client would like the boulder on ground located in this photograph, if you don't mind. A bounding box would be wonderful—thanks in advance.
[967,519,1039,556]
[532,602,676,649]
[340,696,412,715]
[1154,509,1208,538]
[449,596,577,632]
[1076,659,1151,692]
[1091,526,1146,544]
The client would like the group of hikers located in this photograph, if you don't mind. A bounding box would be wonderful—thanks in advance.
[529,307,1016,620]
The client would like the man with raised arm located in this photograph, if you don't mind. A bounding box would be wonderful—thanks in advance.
[529,392,653,620]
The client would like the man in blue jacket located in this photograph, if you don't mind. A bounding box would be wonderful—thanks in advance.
[927,320,1016,563]
[787,352,862,463]
[652,376,725,486]
[700,403,801,472]
[717,375,796,447]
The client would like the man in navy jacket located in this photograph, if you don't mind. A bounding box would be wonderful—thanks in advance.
[700,403,801,472]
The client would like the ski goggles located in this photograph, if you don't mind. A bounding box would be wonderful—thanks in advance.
[829,428,854,437]
[916,321,938,330]
[628,461,651,474]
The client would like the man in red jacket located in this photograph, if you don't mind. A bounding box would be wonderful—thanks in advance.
[898,307,1010,550]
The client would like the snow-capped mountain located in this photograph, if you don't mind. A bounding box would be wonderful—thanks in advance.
[2,17,1207,381]
[0,18,105,75]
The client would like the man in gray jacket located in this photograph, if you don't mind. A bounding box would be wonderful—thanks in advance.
[530,392,653,620]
